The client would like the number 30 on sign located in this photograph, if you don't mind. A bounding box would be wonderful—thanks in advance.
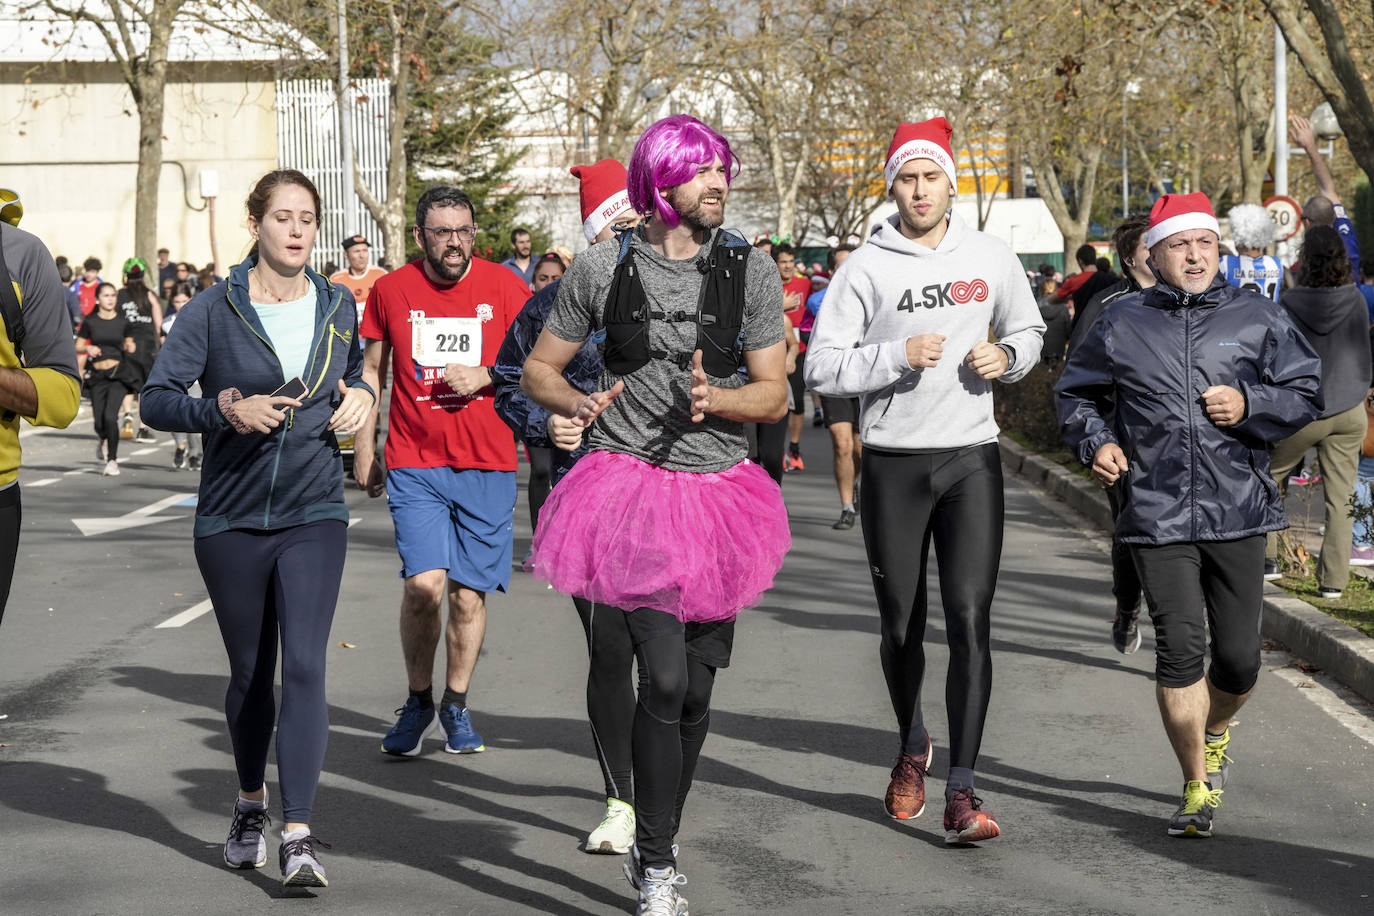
[413,317,482,368]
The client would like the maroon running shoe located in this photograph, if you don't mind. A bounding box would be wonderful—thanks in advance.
[943,787,1001,844]
[884,735,933,820]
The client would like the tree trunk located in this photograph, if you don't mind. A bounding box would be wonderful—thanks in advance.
[355,5,409,269]
[1028,141,1101,265]
[135,2,174,278]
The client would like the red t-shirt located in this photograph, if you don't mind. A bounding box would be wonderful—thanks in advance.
[782,276,812,352]
[76,279,100,316]
[361,258,528,471]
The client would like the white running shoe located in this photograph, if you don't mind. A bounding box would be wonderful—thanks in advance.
[586,797,635,854]
[636,865,688,916]
[103,460,120,477]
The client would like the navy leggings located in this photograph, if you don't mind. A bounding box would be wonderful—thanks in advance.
[860,443,1003,768]
[574,597,635,803]
[194,520,346,823]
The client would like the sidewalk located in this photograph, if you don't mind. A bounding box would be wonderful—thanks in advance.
[1000,437,1374,704]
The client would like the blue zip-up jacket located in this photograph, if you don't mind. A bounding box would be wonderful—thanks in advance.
[141,256,374,537]
[1056,272,1323,545]
[491,278,603,482]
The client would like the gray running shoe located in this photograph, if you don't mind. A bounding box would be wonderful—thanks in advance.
[624,843,680,891]
[1167,780,1221,838]
[635,865,688,916]
[832,508,856,531]
[279,828,330,887]
[223,795,270,869]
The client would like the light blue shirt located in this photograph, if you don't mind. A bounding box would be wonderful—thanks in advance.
[252,289,316,380]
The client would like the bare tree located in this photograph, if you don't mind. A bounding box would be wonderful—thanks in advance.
[36,0,306,273]
[1261,0,1374,186]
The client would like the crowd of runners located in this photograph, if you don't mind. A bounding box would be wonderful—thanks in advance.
[0,104,1370,914]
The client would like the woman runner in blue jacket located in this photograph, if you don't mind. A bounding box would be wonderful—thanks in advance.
[142,169,374,888]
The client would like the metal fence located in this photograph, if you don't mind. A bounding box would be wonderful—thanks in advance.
[275,77,390,266]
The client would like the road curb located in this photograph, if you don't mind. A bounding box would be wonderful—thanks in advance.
[1000,436,1374,705]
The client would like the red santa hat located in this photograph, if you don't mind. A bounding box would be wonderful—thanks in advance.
[884,117,957,192]
[570,159,632,244]
[1145,192,1220,249]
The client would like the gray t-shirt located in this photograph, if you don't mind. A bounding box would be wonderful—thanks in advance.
[545,227,785,473]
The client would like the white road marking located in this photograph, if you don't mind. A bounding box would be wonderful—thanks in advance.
[155,599,212,629]
[26,478,58,487]
[1264,649,1374,748]
[130,447,159,456]
[63,468,92,476]
[72,492,196,536]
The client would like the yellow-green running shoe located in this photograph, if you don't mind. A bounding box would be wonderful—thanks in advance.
[1205,729,1232,789]
[1168,780,1223,837]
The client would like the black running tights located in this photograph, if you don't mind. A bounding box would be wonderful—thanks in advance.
[527,446,553,530]
[89,376,127,461]
[622,606,717,870]
[195,520,346,824]
[0,484,20,628]
[859,443,1003,769]
[574,597,635,803]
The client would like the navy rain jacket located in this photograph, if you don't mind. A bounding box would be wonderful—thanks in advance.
[1056,272,1323,545]
[491,278,603,484]
[141,256,373,537]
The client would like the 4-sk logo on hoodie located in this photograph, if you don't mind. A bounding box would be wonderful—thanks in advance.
[896,279,990,311]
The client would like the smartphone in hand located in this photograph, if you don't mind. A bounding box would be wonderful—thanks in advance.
[271,376,308,399]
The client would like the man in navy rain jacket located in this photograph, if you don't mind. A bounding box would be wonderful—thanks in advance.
[1056,192,1322,840]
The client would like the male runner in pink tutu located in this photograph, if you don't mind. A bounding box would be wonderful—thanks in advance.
[521,114,790,916]
[806,117,1045,845]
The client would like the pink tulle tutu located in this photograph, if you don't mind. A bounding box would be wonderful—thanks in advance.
[529,450,790,622]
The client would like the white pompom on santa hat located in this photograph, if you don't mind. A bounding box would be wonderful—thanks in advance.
[884,117,957,192]
[570,159,632,244]
[1144,192,1220,249]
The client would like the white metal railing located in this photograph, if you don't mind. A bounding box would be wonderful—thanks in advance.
[275,77,390,267]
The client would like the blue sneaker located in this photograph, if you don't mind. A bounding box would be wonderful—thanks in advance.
[381,696,438,757]
[439,703,485,754]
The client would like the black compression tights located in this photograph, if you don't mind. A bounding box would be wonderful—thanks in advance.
[622,607,717,870]
[859,443,1003,769]
[574,597,635,802]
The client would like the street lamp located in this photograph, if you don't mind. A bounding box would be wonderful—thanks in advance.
[1311,101,1342,159]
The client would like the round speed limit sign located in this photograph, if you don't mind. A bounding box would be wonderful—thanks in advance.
[1263,195,1302,241]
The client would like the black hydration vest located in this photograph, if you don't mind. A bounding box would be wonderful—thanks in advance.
[597,228,749,377]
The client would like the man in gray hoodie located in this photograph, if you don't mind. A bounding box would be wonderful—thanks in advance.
[805,117,1045,845]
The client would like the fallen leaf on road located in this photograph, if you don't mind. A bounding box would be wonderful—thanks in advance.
[173,593,183,597]
[1297,662,1322,674]
[1298,681,1316,688]
[339,642,357,649]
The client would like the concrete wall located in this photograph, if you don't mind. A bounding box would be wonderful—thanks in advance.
[0,62,279,275]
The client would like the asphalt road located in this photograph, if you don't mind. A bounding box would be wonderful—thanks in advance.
[1,408,1372,915]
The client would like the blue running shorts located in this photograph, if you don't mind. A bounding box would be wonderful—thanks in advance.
[386,467,516,592]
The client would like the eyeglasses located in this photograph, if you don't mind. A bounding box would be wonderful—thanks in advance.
[420,225,478,243]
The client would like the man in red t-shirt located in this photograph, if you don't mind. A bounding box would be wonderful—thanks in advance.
[774,244,813,470]
[354,186,529,758]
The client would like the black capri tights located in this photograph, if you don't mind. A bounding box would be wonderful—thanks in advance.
[1129,535,1265,694]
[859,442,1003,768]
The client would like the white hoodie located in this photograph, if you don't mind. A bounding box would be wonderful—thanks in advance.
[804,210,1045,451]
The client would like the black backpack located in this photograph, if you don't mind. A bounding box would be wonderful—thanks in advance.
[596,228,749,377]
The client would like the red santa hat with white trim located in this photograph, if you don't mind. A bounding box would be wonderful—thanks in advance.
[570,159,633,244]
[1144,192,1220,249]
[884,117,957,192]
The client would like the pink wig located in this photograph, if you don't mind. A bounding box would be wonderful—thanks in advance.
[627,115,739,228]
